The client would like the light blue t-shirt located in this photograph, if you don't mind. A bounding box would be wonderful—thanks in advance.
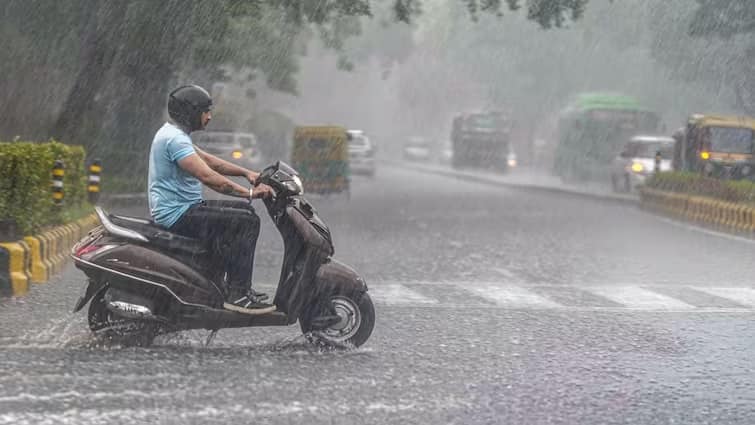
[148,122,203,228]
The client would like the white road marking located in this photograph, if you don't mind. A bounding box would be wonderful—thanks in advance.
[586,286,695,310]
[464,284,561,309]
[369,283,438,305]
[694,287,755,307]
[368,282,755,313]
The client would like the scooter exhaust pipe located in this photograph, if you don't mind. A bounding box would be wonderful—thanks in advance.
[106,300,156,320]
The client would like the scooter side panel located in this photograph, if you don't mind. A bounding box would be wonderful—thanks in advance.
[88,244,223,307]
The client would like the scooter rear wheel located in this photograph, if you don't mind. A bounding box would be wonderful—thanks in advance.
[300,292,375,348]
[88,287,158,347]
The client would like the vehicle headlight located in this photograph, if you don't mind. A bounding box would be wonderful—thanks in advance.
[232,150,243,159]
[631,162,644,173]
[507,158,517,167]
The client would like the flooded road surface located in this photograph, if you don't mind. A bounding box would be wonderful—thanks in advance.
[2,165,754,424]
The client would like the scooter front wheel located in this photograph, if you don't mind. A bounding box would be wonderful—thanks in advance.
[300,292,375,348]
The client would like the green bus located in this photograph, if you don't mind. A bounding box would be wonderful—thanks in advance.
[553,93,662,181]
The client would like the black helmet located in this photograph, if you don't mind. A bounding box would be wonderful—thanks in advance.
[168,85,213,132]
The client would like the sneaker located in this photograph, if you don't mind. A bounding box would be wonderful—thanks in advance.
[249,288,269,302]
[223,292,276,315]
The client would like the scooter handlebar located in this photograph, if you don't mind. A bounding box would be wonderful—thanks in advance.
[249,185,278,206]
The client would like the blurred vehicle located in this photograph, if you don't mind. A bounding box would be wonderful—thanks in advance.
[403,136,431,161]
[672,114,755,180]
[291,126,350,196]
[192,131,263,170]
[451,111,512,173]
[553,93,663,182]
[507,151,518,169]
[438,140,454,164]
[610,135,674,192]
[347,130,376,177]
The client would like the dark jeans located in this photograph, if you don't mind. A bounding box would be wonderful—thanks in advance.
[170,200,260,295]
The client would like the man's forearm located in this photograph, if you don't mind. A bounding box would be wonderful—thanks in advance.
[204,173,250,198]
[210,157,251,176]
[200,150,255,177]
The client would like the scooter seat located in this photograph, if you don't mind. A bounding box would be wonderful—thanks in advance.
[109,214,208,256]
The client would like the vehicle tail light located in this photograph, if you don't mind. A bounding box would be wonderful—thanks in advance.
[74,243,118,260]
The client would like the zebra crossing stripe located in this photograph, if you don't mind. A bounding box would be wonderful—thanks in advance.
[582,286,695,310]
[464,284,560,309]
[368,282,755,311]
[368,283,438,305]
[694,287,755,307]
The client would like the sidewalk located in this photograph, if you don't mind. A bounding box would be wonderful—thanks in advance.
[388,160,637,206]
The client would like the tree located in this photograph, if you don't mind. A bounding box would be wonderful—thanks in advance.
[0,0,590,188]
[649,0,754,115]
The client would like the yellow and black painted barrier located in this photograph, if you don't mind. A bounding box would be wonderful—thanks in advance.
[0,213,99,297]
[640,187,755,235]
[88,159,101,204]
[52,160,65,205]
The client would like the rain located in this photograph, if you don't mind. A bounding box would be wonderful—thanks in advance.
[1,1,754,424]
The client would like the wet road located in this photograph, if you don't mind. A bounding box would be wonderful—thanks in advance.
[2,165,754,424]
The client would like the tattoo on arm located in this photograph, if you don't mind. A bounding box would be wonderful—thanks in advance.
[219,183,234,195]
[217,163,233,175]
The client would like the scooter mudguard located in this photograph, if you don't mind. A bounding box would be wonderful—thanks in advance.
[72,279,108,313]
[313,259,368,297]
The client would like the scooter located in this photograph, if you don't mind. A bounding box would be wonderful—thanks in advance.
[71,161,375,347]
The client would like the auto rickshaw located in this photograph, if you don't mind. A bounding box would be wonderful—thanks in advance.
[673,114,755,179]
[291,126,350,196]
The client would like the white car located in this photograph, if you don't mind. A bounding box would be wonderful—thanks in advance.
[192,131,264,170]
[403,137,431,161]
[347,130,376,177]
[610,135,674,192]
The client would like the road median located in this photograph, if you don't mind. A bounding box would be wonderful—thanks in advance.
[640,187,755,236]
[0,213,99,297]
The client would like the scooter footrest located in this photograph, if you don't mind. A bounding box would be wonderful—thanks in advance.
[176,304,289,329]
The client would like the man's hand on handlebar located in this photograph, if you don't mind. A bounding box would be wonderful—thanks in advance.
[245,171,260,186]
[251,183,275,199]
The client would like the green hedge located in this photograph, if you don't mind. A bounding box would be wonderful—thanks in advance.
[0,141,90,234]
[645,172,755,205]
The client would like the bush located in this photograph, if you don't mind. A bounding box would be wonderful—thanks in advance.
[646,172,755,205]
[0,140,90,235]
[101,174,146,194]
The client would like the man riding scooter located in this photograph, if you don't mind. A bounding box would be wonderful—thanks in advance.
[148,84,275,314]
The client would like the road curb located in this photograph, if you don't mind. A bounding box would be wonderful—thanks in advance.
[0,213,99,298]
[640,188,755,237]
[386,160,638,207]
